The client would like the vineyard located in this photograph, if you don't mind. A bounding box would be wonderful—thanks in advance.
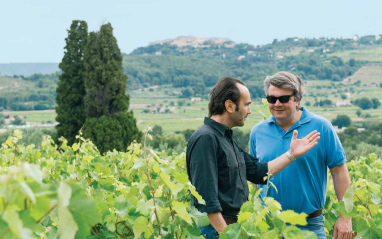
[0,130,381,238]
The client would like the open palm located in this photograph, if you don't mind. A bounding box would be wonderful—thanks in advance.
[289,130,320,158]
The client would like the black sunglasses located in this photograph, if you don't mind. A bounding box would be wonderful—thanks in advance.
[266,94,295,104]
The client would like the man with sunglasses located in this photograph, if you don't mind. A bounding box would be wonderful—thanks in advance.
[187,76,321,238]
[249,71,352,239]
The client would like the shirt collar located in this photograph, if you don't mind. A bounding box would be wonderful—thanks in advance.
[267,106,312,125]
[204,117,233,138]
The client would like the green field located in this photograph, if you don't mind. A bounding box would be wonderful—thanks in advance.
[3,65,382,134]
[329,46,382,62]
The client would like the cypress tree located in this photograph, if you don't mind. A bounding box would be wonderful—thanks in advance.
[82,23,141,153]
[55,20,88,145]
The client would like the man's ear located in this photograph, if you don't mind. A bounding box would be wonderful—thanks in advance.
[225,99,235,113]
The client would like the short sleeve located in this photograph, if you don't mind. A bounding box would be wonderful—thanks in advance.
[324,124,347,169]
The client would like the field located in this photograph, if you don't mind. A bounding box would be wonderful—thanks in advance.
[329,46,382,62]
[2,64,382,134]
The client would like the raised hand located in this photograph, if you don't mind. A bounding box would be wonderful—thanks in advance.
[289,130,320,158]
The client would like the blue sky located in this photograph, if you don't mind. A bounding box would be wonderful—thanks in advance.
[1,0,382,63]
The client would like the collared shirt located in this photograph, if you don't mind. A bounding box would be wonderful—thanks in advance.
[186,117,268,217]
[249,107,346,214]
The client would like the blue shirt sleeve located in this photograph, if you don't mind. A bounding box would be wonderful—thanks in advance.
[324,123,347,169]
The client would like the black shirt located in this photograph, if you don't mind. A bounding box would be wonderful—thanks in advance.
[186,117,268,217]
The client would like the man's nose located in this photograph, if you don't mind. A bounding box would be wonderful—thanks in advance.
[274,99,282,106]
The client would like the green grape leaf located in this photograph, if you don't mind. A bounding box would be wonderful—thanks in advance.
[46,227,58,239]
[277,210,308,226]
[19,210,45,233]
[132,157,145,169]
[371,193,381,205]
[160,172,181,197]
[172,201,192,224]
[343,186,354,214]
[260,229,279,239]
[67,183,102,239]
[189,184,205,205]
[58,182,72,208]
[188,207,209,227]
[136,199,154,216]
[220,223,242,239]
[282,225,317,239]
[23,164,43,184]
[3,208,33,239]
[257,221,270,232]
[58,206,78,239]
[185,225,202,239]
[133,216,153,238]
[264,197,282,214]
[150,149,166,164]
[19,182,36,204]
[92,162,111,175]
[238,212,252,223]
[356,217,382,239]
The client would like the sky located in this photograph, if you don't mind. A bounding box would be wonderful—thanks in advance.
[1,0,382,63]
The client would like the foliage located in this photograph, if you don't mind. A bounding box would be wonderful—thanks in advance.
[82,112,141,153]
[55,20,88,145]
[0,128,56,148]
[149,125,187,154]
[324,153,382,238]
[82,23,142,153]
[11,115,25,125]
[352,97,381,110]
[332,115,351,129]
[1,130,381,238]
[0,73,58,111]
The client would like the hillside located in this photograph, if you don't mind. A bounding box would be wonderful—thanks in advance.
[1,34,382,113]
[0,63,59,77]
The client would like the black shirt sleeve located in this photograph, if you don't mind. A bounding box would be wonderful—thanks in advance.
[188,134,222,213]
[242,150,268,184]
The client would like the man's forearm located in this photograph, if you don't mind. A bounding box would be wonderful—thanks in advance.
[267,153,292,177]
[331,164,351,204]
[207,212,227,233]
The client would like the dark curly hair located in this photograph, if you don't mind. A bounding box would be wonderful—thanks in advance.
[208,76,245,117]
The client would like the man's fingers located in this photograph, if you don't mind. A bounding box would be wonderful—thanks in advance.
[292,129,298,140]
[310,135,320,144]
[332,227,338,239]
[305,130,318,140]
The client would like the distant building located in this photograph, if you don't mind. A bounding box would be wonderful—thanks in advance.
[190,97,202,102]
[336,101,352,107]
[237,55,245,60]
[333,126,365,133]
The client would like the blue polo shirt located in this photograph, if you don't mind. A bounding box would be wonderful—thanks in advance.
[249,107,346,214]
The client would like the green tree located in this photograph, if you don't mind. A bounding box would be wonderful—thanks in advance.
[332,115,351,129]
[11,115,25,125]
[56,20,88,145]
[82,23,141,153]
[371,98,381,109]
[353,97,373,110]
[181,87,194,98]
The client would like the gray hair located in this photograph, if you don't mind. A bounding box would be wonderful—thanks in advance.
[264,71,305,100]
